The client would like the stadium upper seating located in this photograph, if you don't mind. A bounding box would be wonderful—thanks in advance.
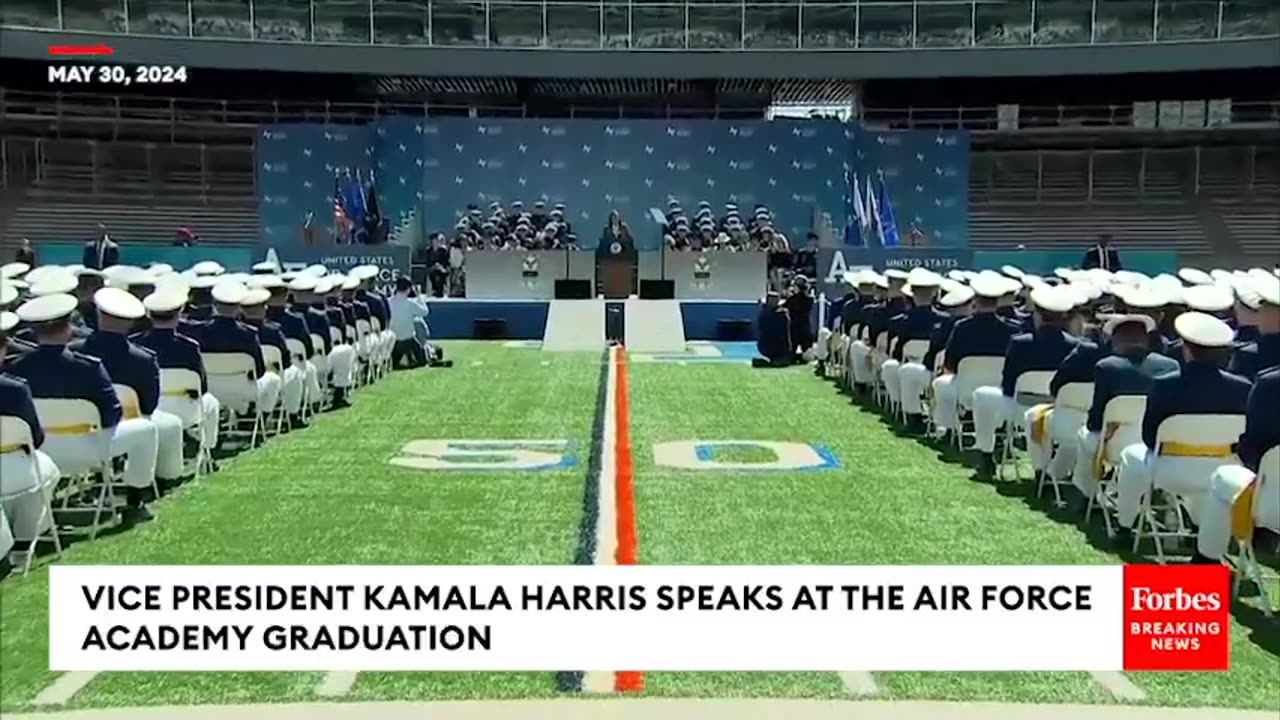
[2,0,1276,48]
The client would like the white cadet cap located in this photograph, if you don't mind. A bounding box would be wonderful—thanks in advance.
[947,269,968,283]
[341,276,360,291]
[305,264,328,277]
[1180,284,1235,313]
[74,267,104,278]
[211,281,248,305]
[154,272,189,291]
[1178,267,1212,286]
[906,267,943,288]
[288,275,318,292]
[1029,285,1076,313]
[1175,311,1234,348]
[16,293,78,323]
[223,272,251,285]
[23,266,67,286]
[246,274,285,289]
[0,281,17,307]
[939,278,965,295]
[105,265,153,290]
[1053,267,1076,281]
[939,286,975,308]
[192,261,225,276]
[143,290,188,314]
[251,261,281,274]
[1209,268,1232,282]
[240,287,272,306]
[1251,274,1280,307]
[970,274,1007,299]
[148,263,174,275]
[1117,284,1168,310]
[93,287,146,320]
[1101,313,1157,336]
[1229,276,1263,310]
[883,269,910,282]
[313,278,335,294]
[872,274,889,289]
[1,262,30,279]
[350,265,380,281]
[28,268,79,297]
[1001,265,1025,279]
[189,275,220,290]
[0,310,18,333]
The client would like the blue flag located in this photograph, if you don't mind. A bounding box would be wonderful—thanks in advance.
[876,174,900,249]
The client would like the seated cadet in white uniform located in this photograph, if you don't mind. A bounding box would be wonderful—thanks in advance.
[930,273,1018,439]
[6,291,159,524]
[1194,366,1280,563]
[71,288,187,489]
[849,272,906,392]
[1114,312,1253,535]
[188,281,281,416]
[972,285,1079,476]
[1068,313,1180,503]
[880,269,946,432]
[0,311,63,546]
[133,289,222,454]
[903,284,973,433]
[239,286,304,419]
[351,265,395,369]
[285,275,327,412]
[313,277,357,407]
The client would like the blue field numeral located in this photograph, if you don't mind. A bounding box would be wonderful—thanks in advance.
[390,439,578,472]
[653,441,839,471]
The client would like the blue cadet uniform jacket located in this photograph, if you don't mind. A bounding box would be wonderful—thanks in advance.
[1228,333,1280,381]
[943,312,1015,374]
[245,318,289,372]
[323,301,348,336]
[1235,325,1260,346]
[1140,361,1252,451]
[0,373,45,449]
[5,345,122,429]
[829,292,857,331]
[1085,349,1180,432]
[839,295,873,334]
[1050,340,1102,396]
[865,294,906,345]
[4,336,37,356]
[888,305,948,361]
[189,315,266,378]
[1001,326,1078,397]
[1237,367,1280,473]
[131,328,208,394]
[267,305,316,358]
[298,303,333,355]
[349,296,372,323]
[362,290,391,328]
[70,332,161,417]
[923,314,961,370]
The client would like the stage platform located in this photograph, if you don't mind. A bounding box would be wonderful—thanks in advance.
[424,299,759,341]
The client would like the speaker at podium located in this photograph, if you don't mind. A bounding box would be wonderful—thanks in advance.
[595,237,637,299]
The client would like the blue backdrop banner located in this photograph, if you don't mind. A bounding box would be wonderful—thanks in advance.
[850,129,970,248]
[256,125,373,244]
[36,243,254,272]
[818,247,974,296]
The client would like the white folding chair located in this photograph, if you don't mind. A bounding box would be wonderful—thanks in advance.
[309,332,331,409]
[261,345,289,435]
[896,338,930,421]
[285,338,311,423]
[33,398,117,540]
[1037,381,1095,505]
[356,318,376,385]
[951,355,1005,450]
[871,332,890,405]
[111,383,162,499]
[1085,395,1149,537]
[0,415,64,575]
[1227,447,1278,616]
[998,369,1056,480]
[1137,413,1247,563]
[160,367,212,478]
[202,352,264,448]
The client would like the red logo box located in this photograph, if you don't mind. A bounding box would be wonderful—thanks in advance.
[1123,564,1230,671]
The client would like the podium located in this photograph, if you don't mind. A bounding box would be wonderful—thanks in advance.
[596,241,637,299]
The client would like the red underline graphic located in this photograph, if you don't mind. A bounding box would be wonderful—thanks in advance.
[48,45,115,56]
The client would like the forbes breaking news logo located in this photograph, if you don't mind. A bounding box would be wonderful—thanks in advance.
[1122,564,1230,671]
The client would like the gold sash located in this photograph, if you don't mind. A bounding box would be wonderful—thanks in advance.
[1158,442,1234,459]
[1231,476,1259,543]
[1029,404,1054,446]
[1091,422,1121,481]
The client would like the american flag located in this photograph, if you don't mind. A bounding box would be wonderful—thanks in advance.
[333,172,353,241]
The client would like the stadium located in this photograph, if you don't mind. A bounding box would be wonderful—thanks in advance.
[0,2,1278,719]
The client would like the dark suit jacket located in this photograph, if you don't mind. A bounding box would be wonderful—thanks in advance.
[1081,246,1122,271]
[14,246,36,266]
[82,239,120,270]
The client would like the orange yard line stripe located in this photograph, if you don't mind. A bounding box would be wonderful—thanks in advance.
[611,346,644,693]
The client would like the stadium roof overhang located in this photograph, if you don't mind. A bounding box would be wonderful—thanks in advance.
[4,28,1277,80]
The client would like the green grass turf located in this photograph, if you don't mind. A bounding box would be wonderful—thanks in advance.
[629,361,1280,710]
[3,344,1277,711]
[0,343,597,711]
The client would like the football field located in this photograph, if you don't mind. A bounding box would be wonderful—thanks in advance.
[1,341,1277,713]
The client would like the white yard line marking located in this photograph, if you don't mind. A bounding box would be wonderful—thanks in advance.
[31,672,99,706]
[470,360,484,367]
[1089,671,1147,701]
[837,671,880,697]
[315,671,359,698]
[582,347,620,695]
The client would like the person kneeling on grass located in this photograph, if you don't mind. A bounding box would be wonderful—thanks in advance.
[753,292,794,368]
[390,277,451,369]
